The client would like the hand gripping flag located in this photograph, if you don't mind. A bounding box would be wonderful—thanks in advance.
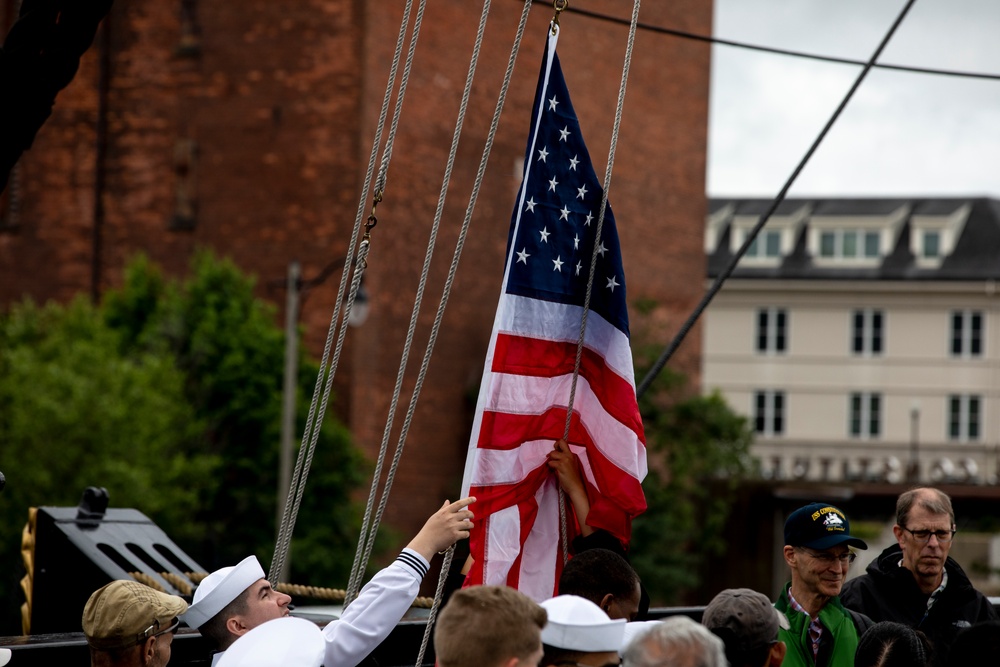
[460,26,647,601]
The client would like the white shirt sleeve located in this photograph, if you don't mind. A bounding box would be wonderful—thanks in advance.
[321,548,429,667]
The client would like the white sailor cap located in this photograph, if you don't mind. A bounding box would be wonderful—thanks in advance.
[182,555,266,629]
[217,617,324,667]
[540,595,626,653]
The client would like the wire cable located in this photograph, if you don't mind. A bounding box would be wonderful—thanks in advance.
[526,0,1000,82]
[635,0,921,397]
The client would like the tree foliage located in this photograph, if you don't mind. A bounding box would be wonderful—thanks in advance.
[629,368,754,605]
[0,252,363,633]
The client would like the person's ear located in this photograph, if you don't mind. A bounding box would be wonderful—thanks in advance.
[226,615,250,638]
[769,640,787,667]
[140,636,158,666]
[599,593,614,614]
[782,545,796,567]
[893,524,905,547]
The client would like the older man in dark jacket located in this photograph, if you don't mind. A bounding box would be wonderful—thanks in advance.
[840,487,997,666]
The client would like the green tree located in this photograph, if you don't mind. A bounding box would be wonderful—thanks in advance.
[629,368,754,605]
[0,296,215,633]
[0,252,364,633]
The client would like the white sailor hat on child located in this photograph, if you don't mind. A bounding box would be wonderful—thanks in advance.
[540,595,626,652]
[217,617,324,667]
[182,555,266,629]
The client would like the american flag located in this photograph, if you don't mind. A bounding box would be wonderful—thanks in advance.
[460,27,647,601]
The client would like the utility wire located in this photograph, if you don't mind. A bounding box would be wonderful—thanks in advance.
[635,0,921,397]
[527,0,1000,82]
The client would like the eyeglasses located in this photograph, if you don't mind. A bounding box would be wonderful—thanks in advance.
[554,661,621,667]
[138,618,179,644]
[799,548,856,566]
[902,527,956,544]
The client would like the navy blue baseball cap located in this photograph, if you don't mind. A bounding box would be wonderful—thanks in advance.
[784,503,868,550]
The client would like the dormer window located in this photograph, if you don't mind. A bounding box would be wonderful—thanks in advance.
[747,230,782,259]
[730,204,810,267]
[921,230,941,259]
[818,229,881,260]
[809,203,909,267]
[910,203,971,268]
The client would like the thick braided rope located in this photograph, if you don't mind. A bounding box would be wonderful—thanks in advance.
[374,0,429,197]
[413,5,535,663]
[271,0,419,582]
[348,0,532,603]
[413,546,455,667]
[345,0,435,600]
[558,0,642,563]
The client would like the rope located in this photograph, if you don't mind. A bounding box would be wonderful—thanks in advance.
[414,547,455,667]
[557,0,642,565]
[635,0,920,398]
[270,0,421,582]
[345,0,432,602]
[348,0,536,607]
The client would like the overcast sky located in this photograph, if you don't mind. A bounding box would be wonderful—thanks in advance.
[708,0,1000,198]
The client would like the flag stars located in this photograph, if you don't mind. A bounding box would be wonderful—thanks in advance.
[569,155,580,171]
[559,126,571,142]
[539,227,551,243]
[553,256,564,272]
[585,211,593,226]
[559,205,571,221]
[575,260,582,276]
[548,176,559,192]
[573,234,580,249]
[517,248,530,264]
[537,146,549,163]
[576,184,588,200]
[606,275,620,292]
[597,241,608,257]
[525,197,536,213]
[548,95,559,112]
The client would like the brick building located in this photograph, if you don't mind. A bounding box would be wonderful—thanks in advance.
[1,1,711,561]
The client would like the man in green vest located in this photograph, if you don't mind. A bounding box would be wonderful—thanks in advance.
[775,503,872,667]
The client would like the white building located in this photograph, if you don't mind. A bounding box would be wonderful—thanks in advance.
[703,197,1000,485]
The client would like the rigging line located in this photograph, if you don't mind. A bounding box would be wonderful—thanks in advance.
[635,0,921,399]
[524,0,1000,82]
[346,0,431,601]
[559,0,642,567]
[352,0,535,608]
[347,0,481,601]
[271,0,420,583]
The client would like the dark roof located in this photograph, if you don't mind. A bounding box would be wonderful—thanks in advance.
[707,197,1000,281]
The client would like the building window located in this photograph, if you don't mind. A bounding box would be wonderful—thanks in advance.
[950,310,983,357]
[754,390,785,436]
[849,392,881,438]
[756,308,787,354]
[746,229,782,259]
[852,309,884,355]
[819,229,880,259]
[922,230,941,258]
[948,395,981,441]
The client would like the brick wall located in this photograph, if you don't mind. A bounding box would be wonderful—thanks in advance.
[1,0,711,577]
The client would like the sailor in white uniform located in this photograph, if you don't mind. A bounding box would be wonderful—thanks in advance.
[182,497,475,667]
